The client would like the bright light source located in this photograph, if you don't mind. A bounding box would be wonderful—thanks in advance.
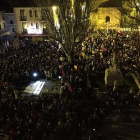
[136,2,140,7]
[58,76,62,79]
[81,5,85,10]
[33,73,37,77]
[52,6,57,11]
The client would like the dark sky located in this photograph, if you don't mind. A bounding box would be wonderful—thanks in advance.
[0,0,11,10]
[1,0,11,4]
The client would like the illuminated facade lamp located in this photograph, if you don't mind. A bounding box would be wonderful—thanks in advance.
[43,24,46,29]
[52,6,57,11]
[81,5,85,11]
[136,2,140,7]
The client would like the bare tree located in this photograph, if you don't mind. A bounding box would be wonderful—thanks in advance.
[108,0,140,29]
[32,0,98,64]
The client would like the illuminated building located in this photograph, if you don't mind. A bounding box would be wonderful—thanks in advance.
[12,0,140,42]
[12,0,48,42]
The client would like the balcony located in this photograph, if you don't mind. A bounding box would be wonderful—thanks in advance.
[20,16,27,21]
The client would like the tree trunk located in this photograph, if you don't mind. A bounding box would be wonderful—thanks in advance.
[68,55,73,65]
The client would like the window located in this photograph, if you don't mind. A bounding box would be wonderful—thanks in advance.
[35,9,38,17]
[36,23,39,29]
[0,24,1,30]
[9,19,14,24]
[31,23,33,26]
[106,16,110,23]
[12,27,15,32]
[22,22,27,32]
[20,10,27,21]
[41,9,46,20]
[3,23,5,28]
[29,10,32,17]
[20,9,25,16]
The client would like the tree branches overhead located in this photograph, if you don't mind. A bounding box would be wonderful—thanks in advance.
[33,0,97,57]
[109,0,140,23]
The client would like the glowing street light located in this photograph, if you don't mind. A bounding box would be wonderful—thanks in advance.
[52,6,57,11]
[81,5,85,17]
[71,0,74,8]
[33,73,38,77]
[136,2,140,7]
[52,6,60,30]
[81,5,85,11]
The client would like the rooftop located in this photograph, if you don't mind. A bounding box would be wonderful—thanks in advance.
[0,1,10,11]
[99,0,120,7]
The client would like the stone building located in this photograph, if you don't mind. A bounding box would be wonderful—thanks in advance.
[90,0,140,32]
[90,0,121,32]
[97,1,121,31]
[13,0,48,42]
[3,9,16,42]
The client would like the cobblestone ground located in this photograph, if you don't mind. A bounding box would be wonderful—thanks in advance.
[21,79,61,97]
[40,79,61,96]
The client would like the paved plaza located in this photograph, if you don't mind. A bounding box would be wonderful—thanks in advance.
[21,79,61,97]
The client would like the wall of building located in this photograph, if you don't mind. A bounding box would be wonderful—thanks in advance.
[96,7,121,31]
[0,11,6,30]
[4,13,16,34]
[14,7,44,34]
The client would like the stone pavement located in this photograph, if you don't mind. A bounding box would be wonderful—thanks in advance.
[40,79,61,96]
[21,79,61,97]
[101,105,140,140]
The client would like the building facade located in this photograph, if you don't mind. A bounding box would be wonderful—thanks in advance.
[12,0,140,43]
[0,10,11,45]
[0,11,6,31]
[3,9,16,42]
[89,1,121,32]
[14,7,47,42]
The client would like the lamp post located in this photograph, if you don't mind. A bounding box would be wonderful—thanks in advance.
[52,6,60,30]
[81,5,85,17]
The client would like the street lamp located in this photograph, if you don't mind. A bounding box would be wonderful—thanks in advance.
[52,6,57,11]
[52,6,60,30]
[81,5,85,17]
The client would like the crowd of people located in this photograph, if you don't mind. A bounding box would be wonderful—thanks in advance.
[0,30,140,140]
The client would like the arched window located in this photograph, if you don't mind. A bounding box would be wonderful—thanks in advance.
[29,9,32,17]
[106,16,110,23]
[9,19,13,24]
[35,9,38,17]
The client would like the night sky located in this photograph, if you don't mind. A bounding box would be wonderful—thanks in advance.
[0,0,11,11]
